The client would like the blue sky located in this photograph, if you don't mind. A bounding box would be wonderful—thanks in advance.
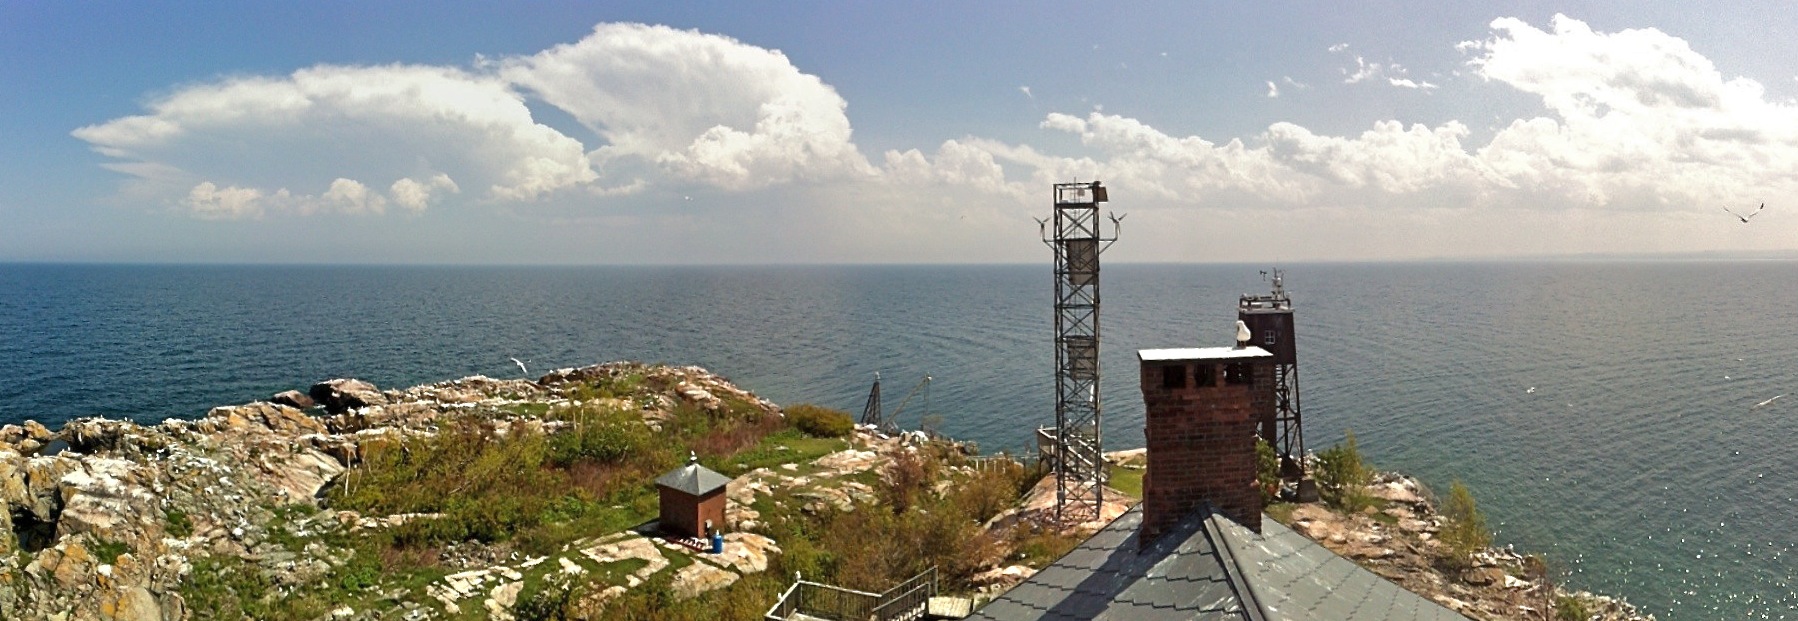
[5,1,1798,264]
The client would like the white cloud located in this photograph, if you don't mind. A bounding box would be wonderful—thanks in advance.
[321,178,387,215]
[501,23,873,191]
[74,64,596,219]
[183,182,264,220]
[66,15,1798,262]
[389,174,460,213]
[1387,77,1439,90]
[1463,14,1798,206]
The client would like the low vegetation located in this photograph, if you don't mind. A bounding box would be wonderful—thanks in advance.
[1439,479,1493,568]
[785,403,855,438]
[1314,429,1375,512]
[1255,437,1281,503]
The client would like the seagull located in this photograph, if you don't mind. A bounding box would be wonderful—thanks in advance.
[510,357,529,377]
[1723,203,1765,223]
[1752,395,1784,409]
[1526,387,1536,394]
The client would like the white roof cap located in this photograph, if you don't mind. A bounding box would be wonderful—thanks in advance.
[1137,346,1273,362]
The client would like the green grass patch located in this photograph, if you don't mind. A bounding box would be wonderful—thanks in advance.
[1266,501,1298,526]
[1106,463,1143,498]
[724,429,847,473]
[164,508,193,538]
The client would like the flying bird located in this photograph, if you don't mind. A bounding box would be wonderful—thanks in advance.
[510,357,529,377]
[1723,203,1765,223]
[1752,394,1784,409]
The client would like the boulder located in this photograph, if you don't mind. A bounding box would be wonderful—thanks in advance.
[98,586,162,621]
[309,379,388,414]
[22,421,53,443]
[253,447,346,504]
[670,561,739,599]
[270,390,317,410]
[203,402,326,436]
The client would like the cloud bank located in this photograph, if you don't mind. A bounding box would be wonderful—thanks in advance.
[71,15,1798,261]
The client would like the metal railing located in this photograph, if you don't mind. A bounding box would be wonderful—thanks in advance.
[765,567,938,621]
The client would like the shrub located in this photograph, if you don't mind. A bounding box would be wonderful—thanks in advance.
[1439,479,1493,567]
[1256,438,1281,502]
[1314,430,1374,512]
[880,450,936,514]
[549,404,662,467]
[786,404,854,438]
[1555,594,1592,621]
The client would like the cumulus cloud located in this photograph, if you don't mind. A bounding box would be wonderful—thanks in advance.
[1463,13,1798,206]
[74,64,595,220]
[75,23,872,219]
[390,174,460,213]
[501,23,873,191]
[68,14,1798,263]
[887,13,1798,221]
[183,182,265,220]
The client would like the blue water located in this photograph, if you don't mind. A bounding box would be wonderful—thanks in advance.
[1,262,1794,619]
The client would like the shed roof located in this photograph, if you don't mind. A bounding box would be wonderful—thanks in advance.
[969,504,1469,621]
[655,454,732,496]
[1138,346,1273,363]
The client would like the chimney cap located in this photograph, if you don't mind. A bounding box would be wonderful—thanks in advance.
[1138,346,1272,362]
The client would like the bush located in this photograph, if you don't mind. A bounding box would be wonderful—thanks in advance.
[1314,430,1374,512]
[787,404,854,438]
[1256,438,1281,503]
[1555,594,1592,621]
[1439,479,1493,567]
[549,404,663,467]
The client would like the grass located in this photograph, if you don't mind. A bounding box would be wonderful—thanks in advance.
[1265,501,1298,526]
[1106,463,1143,498]
[720,428,848,474]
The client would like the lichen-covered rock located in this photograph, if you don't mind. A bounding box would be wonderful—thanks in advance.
[98,585,163,621]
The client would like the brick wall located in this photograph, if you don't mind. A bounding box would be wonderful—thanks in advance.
[1138,358,1273,543]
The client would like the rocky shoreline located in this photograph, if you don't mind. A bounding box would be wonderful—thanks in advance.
[0,363,799,619]
[1,363,1653,620]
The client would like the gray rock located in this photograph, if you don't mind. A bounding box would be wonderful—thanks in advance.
[271,390,317,409]
[309,379,388,414]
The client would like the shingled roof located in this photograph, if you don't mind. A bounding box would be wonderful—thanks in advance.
[654,453,732,496]
[969,504,1469,621]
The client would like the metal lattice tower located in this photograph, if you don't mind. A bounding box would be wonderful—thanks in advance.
[1238,269,1308,481]
[1038,181,1122,523]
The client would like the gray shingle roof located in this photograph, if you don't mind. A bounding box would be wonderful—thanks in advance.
[970,504,1470,621]
[969,505,1252,621]
[654,459,732,496]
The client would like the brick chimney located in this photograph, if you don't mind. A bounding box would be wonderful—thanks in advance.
[1137,346,1275,543]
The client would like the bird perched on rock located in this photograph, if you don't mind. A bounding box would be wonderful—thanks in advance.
[1723,202,1765,223]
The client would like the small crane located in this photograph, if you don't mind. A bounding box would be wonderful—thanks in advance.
[860,373,930,434]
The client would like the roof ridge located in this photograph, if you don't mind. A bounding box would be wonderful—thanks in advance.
[1203,504,1269,621]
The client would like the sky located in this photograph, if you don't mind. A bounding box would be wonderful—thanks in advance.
[5,1,1798,264]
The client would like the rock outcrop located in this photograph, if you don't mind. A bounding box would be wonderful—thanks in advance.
[0,362,787,620]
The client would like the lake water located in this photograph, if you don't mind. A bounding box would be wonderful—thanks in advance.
[1,261,1793,619]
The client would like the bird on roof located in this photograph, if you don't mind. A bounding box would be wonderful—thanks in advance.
[1723,203,1765,223]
